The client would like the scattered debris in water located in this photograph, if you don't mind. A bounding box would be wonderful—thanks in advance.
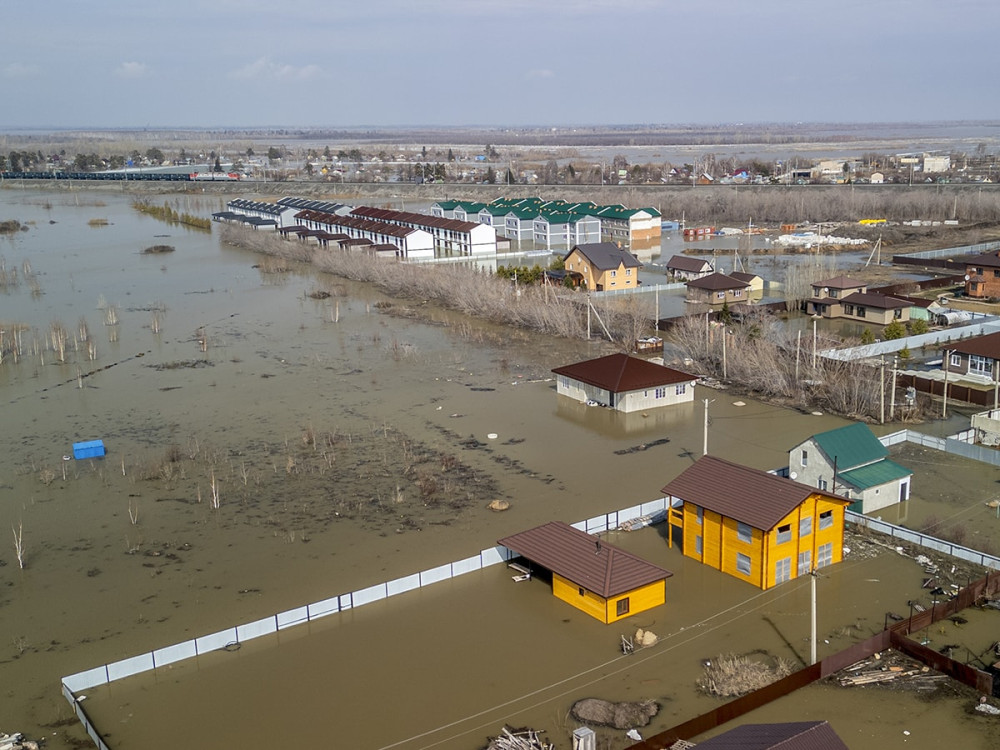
[837,651,944,690]
[484,726,551,750]
[141,244,175,254]
[614,438,670,455]
[487,499,510,512]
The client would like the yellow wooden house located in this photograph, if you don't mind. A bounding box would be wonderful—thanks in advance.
[661,456,850,590]
[563,242,642,292]
[498,521,672,624]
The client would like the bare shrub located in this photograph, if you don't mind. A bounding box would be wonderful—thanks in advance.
[697,652,794,698]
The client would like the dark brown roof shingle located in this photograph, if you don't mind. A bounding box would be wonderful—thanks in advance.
[552,353,695,393]
[661,455,847,531]
[693,721,849,750]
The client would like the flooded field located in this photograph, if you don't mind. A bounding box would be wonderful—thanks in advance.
[0,185,997,749]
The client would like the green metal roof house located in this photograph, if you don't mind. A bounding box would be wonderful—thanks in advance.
[788,422,912,514]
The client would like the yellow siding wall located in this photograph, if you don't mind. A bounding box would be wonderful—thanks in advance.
[683,494,846,590]
[553,573,665,624]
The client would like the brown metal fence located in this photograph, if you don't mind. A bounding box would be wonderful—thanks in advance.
[899,372,994,407]
[630,570,1000,750]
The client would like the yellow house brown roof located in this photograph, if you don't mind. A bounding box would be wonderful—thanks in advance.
[498,521,672,598]
[661,455,848,531]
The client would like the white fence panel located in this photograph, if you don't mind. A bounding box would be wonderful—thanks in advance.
[107,653,154,681]
[920,537,954,555]
[352,583,388,607]
[277,606,309,630]
[480,545,508,567]
[586,515,610,533]
[641,498,668,516]
[420,563,452,586]
[153,640,197,668]
[386,574,420,596]
[62,667,109,693]
[452,555,482,576]
[617,504,643,523]
[308,596,342,619]
[570,520,587,532]
[195,627,239,654]
[237,617,277,642]
[878,430,909,447]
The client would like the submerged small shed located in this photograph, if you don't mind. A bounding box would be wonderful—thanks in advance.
[498,521,672,624]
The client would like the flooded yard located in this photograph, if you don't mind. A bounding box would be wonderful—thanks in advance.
[0,185,997,749]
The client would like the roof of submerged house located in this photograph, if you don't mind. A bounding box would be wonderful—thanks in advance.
[552,353,695,393]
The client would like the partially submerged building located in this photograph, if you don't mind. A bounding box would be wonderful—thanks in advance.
[789,422,912,514]
[497,521,672,624]
[662,455,850,590]
[685,273,752,306]
[563,242,642,291]
[552,353,697,412]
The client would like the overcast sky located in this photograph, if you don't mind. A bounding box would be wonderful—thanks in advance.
[3,0,998,129]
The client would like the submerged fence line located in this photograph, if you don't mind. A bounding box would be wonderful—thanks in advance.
[61,425,1000,744]
[61,498,671,694]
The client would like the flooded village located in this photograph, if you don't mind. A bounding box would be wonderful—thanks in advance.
[4,140,1000,750]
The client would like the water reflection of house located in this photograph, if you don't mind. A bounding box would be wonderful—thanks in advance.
[497,521,672,624]
[554,389,696,437]
[662,456,850,590]
[666,255,714,281]
[685,272,751,305]
[789,423,912,514]
[564,242,641,292]
[552,353,696,412]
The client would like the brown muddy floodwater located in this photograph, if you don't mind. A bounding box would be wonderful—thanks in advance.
[0,186,997,749]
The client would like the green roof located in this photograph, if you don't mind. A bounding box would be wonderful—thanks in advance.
[455,201,486,212]
[812,422,887,470]
[433,200,460,210]
[838,459,912,490]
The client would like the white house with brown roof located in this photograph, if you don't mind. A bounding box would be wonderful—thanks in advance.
[666,255,714,281]
[552,353,696,413]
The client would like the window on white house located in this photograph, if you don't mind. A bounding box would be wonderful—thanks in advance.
[950,353,961,367]
[675,383,686,395]
[655,387,666,398]
[801,450,808,467]
[818,479,828,491]
[736,553,752,575]
[737,522,752,543]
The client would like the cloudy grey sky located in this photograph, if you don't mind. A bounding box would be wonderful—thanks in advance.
[3,0,998,128]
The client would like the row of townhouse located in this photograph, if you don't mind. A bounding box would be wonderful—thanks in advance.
[432,197,661,248]
[218,197,498,258]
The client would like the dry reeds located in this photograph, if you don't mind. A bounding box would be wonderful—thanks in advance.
[697,652,794,698]
[12,521,25,569]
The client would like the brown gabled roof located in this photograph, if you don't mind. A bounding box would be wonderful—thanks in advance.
[666,255,713,273]
[566,242,642,270]
[686,272,750,291]
[661,455,847,531]
[965,251,1000,269]
[950,330,1000,359]
[812,275,867,290]
[552,353,695,393]
[840,291,909,309]
[497,521,672,598]
[730,271,761,284]
[693,721,849,750]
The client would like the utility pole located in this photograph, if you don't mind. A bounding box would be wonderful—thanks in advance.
[795,330,801,382]
[879,357,885,425]
[942,349,950,418]
[812,316,818,370]
[810,570,818,665]
[722,326,727,380]
[889,357,897,421]
[703,399,711,456]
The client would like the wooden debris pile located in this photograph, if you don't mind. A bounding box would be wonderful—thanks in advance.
[838,652,946,691]
[485,727,552,750]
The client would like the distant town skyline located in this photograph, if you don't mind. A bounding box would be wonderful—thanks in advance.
[3,0,999,129]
